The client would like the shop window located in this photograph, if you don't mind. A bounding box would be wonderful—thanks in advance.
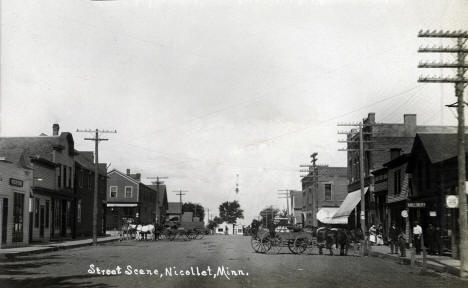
[35,198,40,228]
[13,193,24,242]
[77,200,82,223]
[45,200,50,228]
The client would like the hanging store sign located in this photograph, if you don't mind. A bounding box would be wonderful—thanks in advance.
[401,210,408,218]
[429,211,437,217]
[407,202,426,208]
[9,178,23,187]
[446,195,459,208]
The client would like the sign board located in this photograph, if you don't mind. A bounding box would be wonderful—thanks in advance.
[408,202,426,208]
[446,195,459,208]
[9,178,23,187]
[429,211,437,217]
[401,210,408,218]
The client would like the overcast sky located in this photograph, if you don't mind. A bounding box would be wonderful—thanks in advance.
[1,0,467,224]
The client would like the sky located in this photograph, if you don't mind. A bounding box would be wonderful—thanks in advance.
[1,0,467,225]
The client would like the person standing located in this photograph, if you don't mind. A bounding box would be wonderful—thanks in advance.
[398,230,407,257]
[426,224,435,255]
[388,223,400,254]
[413,222,423,255]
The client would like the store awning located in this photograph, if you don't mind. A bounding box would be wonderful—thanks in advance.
[332,187,368,218]
[317,207,348,224]
[107,203,138,207]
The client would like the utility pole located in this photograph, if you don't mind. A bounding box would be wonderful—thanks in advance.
[147,176,168,224]
[418,29,468,277]
[173,190,188,222]
[300,153,319,226]
[77,128,117,245]
[338,123,383,235]
[277,189,291,216]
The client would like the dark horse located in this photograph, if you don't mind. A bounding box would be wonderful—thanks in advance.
[315,227,361,256]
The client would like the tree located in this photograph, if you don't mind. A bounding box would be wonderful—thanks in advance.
[219,200,244,233]
[182,202,205,221]
[213,216,223,225]
[259,206,279,228]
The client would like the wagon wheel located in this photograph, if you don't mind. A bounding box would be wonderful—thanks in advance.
[290,237,308,254]
[267,236,282,254]
[250,235,271,253]
[305,238,318,255]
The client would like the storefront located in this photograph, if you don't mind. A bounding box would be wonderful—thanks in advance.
[0,158,31,248]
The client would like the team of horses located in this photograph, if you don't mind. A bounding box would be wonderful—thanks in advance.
[119,221,204,241]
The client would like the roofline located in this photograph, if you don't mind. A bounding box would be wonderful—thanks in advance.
[107,169,139,184]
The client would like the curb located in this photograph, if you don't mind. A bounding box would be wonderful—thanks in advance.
[369,250,460,277]
[0,237,120,260]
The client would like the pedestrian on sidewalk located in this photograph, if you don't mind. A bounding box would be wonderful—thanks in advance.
[412,221,422,255]
[398,230,407,257]
[426,223,435,255]
[388,223,400,254]
[369,224,377,246]
[434,226,442,255]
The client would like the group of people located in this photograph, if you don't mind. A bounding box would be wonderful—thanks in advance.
[370,221,443,257]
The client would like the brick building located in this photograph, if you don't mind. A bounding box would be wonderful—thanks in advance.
[301,166,348,226]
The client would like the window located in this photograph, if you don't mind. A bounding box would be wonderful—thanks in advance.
[125,186,133,198]
[63,165,67,188]
[79,171,84,188]
[110,186,118,198]
[77,200,82,223]
[45,200,50,228]
[324,184,332,201]
[217,228,223,232]
[13,193,24,242]
[68,167,72,188]
[57,165,62,188]
[35,198,40,228]
[88,174,92,189]
[394,170,401,195]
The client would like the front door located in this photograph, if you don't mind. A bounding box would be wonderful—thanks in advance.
[40,205,45,238]
[2,198,8,245]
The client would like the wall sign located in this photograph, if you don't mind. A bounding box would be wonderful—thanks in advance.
[429,211,437,217]
[408,202,425,208]
[9,178,23,187]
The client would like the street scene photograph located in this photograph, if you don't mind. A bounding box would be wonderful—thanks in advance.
[1,0,468,287]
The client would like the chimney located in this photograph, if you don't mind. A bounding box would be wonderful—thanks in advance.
[126,169,130,175]
[404,114,417,136]
[367,113,376,124]
[52,123,60,136]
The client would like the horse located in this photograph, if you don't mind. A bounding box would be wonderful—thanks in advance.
[120,220,136,241]
[135,224,155,240]
[348,228,364,255]
[314,227,351,256]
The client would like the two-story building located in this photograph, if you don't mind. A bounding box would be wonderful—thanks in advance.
[343,113,457,230]
[105,169,157,230]
[406,133,468,258]
[74,151,107,238]
[0,124,77,241]
[301,165,348,226]
[0,149,32,248]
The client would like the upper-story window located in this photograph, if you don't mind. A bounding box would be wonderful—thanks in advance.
[394,170,401,195]
[110,186,117,198]
[125,186,133,198]
[63,165,67,188]
[57,164,62,188]
[324,184,332,201]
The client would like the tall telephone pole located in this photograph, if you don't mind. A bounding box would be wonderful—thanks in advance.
[173,190,188,221]
[277,190,291,215]
[76,128,117,244]
[338,122,382,235]
[418,29,468,277]
[148,176,168,223]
